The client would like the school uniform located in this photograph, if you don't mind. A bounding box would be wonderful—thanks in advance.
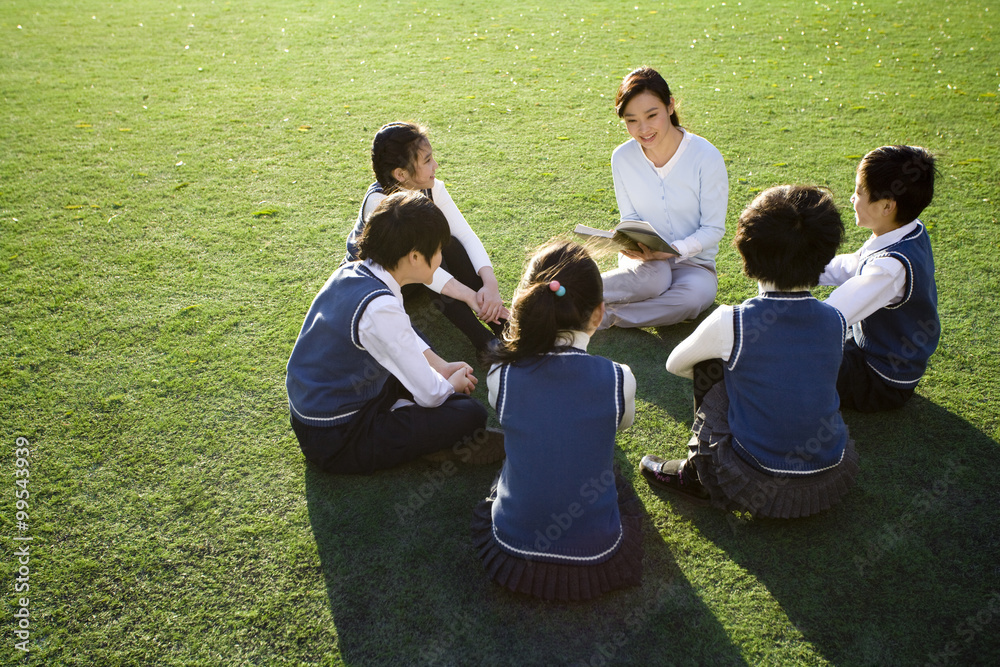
[286,260,486,474]
[666,288,860,518]
[471,332,644,601]
[346,180,500,349]
[821,220,940,411]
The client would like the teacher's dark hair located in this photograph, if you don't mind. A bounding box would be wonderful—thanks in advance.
[486,240,603,366]
[370,121,430,194]
[356,191,450,270]
[615,66,680,126]
[734,185,844,290]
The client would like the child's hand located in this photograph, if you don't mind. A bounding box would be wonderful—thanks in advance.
[476,285,505,324]
[446,363,478,395]
[621,242,677,262]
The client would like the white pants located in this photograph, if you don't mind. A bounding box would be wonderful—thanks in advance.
[600,255,717,329]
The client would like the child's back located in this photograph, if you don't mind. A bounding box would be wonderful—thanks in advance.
[725,292,847,475]
[472,241,643,601]
[642,185,860,518]
[491,348,626,562]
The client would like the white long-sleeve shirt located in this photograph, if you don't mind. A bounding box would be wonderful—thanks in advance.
[363,178,492,293]
[357,260,455,408]
[611,129,728,267]
[665,305,736,379]
[820,220,917,328]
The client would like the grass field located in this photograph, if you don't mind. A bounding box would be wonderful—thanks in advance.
[1,0,999,664]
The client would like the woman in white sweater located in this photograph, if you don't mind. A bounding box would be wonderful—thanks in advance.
[601,67,729,329]
[346,122,507,353]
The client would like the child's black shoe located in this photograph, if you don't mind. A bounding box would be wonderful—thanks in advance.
[639,455,711,505]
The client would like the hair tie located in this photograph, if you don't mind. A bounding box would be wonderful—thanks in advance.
[548,280,566,297]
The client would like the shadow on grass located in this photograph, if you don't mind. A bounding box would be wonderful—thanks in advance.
[301,304,749,665]
[589,314,708,426]
[305,456,749,666]
[652,395,1000,666]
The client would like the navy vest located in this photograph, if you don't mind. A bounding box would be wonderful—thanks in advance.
[491,351,627,564]
[724,293,849,475]
[285,263,394,427]
[856,222,939,387]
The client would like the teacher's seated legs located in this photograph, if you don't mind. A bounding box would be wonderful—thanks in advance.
[601,255,672,304]
[602,262,717,329]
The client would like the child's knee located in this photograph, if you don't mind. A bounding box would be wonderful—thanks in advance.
[448,394,488,428]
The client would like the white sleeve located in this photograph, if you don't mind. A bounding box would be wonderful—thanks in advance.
[612,154,641,222]
[433,180,492,272]
[824,255,908,327]
[818,251,862,287]
[670,237,699,259]
[486,364,502,410]
[357,296,454,408]
[427,266,456,294]
[665,306,734,379]
[617,363,637,431]
[362,191,387,221]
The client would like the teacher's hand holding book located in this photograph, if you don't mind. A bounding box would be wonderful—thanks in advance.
[573,220,680,258]
[620,241,678,262]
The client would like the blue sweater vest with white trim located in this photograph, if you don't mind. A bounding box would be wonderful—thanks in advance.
[724,293,849,475]
[856,222,939,387]
[285,263,394,427]
[491,351,626,564]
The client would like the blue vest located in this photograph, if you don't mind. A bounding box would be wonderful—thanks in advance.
[345,182,434,264]
[491,351,627,564]
[724,293,849,475]
[856,222,939,387]
[285,263,394,427]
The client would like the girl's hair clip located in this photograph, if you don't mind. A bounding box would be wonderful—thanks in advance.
[548,280,566,297]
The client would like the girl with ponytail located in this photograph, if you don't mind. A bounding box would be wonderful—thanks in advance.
[471,240,644,601]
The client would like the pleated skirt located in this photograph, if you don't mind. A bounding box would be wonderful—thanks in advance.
[689,383,860,519]
[471,471,644,601]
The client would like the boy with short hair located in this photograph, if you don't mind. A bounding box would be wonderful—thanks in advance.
[821,145,939,412]
[640,185,859,518]
[286,191,502,474]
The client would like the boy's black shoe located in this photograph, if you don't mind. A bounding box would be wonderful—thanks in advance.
[639,455,711,506]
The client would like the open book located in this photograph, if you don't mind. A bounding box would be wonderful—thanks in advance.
[573,220,680,255]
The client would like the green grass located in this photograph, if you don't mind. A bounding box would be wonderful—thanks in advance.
[1,0,998,664]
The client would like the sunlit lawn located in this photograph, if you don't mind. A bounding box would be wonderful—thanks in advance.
[1,0,998,664]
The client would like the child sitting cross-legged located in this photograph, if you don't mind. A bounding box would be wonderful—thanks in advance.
[286,191,503,475]
[640,185,860,518]
[472,240,644,601]
[345,121,507,357]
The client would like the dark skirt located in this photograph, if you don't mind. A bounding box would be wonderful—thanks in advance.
[471,471,643,602]
[688,383,860,519]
